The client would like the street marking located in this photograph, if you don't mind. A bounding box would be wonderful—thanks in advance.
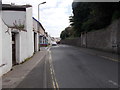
[48,50,59,89]
[43,55,47,88]
[76,47,119,62]
[108,80,120,87]
[100,56,119,62]
[81,50,119,62]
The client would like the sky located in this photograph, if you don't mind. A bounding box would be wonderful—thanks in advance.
[3,0,73,37]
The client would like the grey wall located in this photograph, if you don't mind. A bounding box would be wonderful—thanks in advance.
[61,19,120,54]
[117,19,120,54]
[61,37,81,47]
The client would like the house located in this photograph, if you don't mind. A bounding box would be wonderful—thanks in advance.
[33,17,39,52]
[38,20,47,47]
[1,4,34,75]
[0,1,2,77]
[47,35,52,45]
[44,32,48,46]
[33,17,48,47]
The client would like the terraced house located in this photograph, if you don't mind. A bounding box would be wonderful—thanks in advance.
[1,4,34,76]
[0,1,2,77]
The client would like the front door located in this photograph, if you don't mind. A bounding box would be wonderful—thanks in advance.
[12,33,16,65]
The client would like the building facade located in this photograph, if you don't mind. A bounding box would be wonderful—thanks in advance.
[0,2,2,77]
[33,17,39,52]
[33,17,48,47]
[1,4,34,75]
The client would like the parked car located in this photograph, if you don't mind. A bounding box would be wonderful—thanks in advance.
[52,41,57,46]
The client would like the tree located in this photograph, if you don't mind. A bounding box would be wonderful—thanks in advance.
[60,2,120,39]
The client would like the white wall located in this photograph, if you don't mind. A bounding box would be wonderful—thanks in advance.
[26,7,34,58]
[33,19,38,32]
[2,10,26,64]
[2,11,26,27]
[0,2,2,88]
[2,20,12,75]
[2,7,34,69]
[0,10,2,77]
[33,18,39,52]
[19,7,34,63]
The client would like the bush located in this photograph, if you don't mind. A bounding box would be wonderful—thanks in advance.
[112,11,120,21]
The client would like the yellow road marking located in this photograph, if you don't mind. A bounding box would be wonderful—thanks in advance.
[100,56,119,62]
[48,50,59,89]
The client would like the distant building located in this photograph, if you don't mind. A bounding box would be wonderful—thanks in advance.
[33,17,48,48]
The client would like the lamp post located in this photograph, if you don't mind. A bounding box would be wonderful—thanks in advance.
[38,1,46,21]
[38,2,46,51]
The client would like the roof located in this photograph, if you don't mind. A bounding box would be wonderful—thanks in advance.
[2,4,32,11]
[32,17,45,31]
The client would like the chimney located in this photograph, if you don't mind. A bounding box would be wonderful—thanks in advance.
[11,3,15,6]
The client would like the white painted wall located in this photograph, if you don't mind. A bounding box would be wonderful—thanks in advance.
[2,11,26,27]
[13,7,34,63]
[26,7,34,58]
[2,19,12,75]
[1,7,34,75]
[33,18,38,32]
[33,18,39,52]
[0,10,2,77]
[0,2,2,88]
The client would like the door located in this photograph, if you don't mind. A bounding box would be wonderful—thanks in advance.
[34,32,36,52]
[12,33,16,65]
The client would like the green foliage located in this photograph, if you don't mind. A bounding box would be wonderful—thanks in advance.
[112,11,120,21]
[60,2,120,39]
[72,2,120,33]
[60,27,74,40]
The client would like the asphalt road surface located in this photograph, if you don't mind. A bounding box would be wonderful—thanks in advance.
[51,45,119,88]
[15,44,119,88]
[16,52,53,88]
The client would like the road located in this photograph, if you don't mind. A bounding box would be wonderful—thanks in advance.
[50,45,119,88]
[15,44,119,88]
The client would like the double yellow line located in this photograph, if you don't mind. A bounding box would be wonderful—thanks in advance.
[48,50,59,89]
[100,55,119,62]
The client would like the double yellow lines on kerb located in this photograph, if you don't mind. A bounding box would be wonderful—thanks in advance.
[48,50,59,89]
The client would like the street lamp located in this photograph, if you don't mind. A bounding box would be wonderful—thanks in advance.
[38,1,46,21]
[38,2,46,51]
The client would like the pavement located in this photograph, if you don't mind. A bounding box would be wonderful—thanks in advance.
[2,50,47,88]
[51,44,119,88]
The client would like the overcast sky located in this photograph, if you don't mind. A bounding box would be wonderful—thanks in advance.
[3,0,73,37]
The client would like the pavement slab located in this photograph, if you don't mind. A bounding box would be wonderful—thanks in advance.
[2,51,47,88]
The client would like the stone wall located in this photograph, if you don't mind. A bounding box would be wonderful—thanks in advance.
[117,19,120,54]
[85,19,119,53]
[61,37,81,47]
[2,20,12,75]
[61,19,120,54]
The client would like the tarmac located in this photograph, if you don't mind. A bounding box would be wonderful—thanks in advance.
[2,44,120,89]
[76,47,120,62]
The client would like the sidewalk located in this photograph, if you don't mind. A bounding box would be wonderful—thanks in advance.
[40,47,49,51]
[73,46,120,62]
[2,50,47,88]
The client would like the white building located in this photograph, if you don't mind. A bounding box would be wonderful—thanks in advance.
[47,35,52,45]
[1,4,34,75]
[33,17,48,47]
[33,17,39,52]
[0,1,2,77]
